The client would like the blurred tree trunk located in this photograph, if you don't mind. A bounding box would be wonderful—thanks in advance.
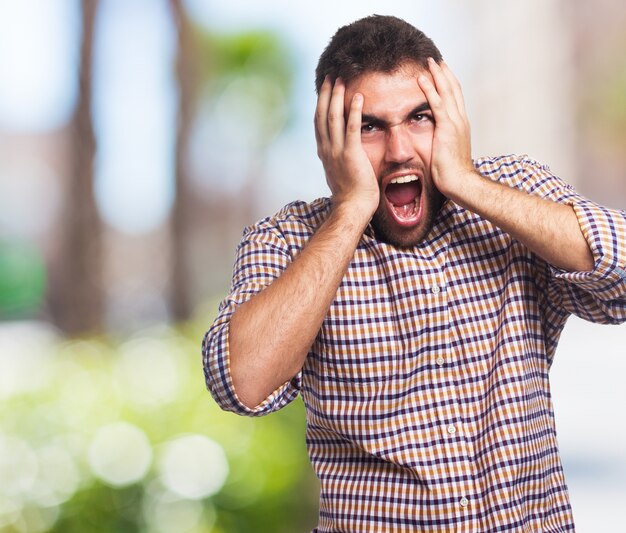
[50,0,103,335]
[168,0,197,321]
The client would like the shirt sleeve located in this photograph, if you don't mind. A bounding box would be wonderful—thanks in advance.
[202,220,302,416]
[515,156,626,325]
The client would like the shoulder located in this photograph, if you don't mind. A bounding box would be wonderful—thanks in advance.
[246,197,331,233]
[474,154,551,180]
[241,197,331,249]
[274,197,332,226]
[473,154,575,199]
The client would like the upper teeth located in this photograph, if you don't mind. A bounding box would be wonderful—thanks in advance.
[390,175,418,184]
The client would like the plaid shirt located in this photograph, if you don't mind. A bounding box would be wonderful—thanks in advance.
[203,155,626,532]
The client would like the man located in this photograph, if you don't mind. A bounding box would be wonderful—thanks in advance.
[203,15,626,532]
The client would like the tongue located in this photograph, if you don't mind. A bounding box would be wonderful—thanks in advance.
[385,181,419,206]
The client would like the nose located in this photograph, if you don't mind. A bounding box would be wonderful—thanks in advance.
[384,124,414,164]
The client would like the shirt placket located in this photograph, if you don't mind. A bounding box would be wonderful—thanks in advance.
[422,232,477,530]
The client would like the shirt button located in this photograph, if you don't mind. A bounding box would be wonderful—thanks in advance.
[436,357,445,366]
[460,497,469,507]
[431,284,441,294]
[447,425,456,435]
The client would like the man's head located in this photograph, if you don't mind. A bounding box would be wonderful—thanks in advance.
[315,15,443,95]
[316,16,446,247]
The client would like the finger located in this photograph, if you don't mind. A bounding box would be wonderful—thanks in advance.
[417,71,445,121]
[314,76,332,148]
[344,92,363,150]
[327,78,346,148]
[427,58,462,121]
[439,61,467,117]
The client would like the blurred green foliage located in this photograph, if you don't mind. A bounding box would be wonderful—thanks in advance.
[583,46,626,149]
[193,28,294,143]
[0,241,45,319]
[594,66,626,140]
[196,28,293,96]
[0,313,319,533]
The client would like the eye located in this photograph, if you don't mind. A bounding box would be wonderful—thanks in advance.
[361,122,384,138]
[408,112,434,130]
[412,113,432,123]
[361,123,378,134]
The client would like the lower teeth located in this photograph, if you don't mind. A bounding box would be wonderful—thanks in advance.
[395,201,416,218]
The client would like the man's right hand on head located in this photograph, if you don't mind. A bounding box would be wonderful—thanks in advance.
[314,76,380,221]
[227,76,383,409]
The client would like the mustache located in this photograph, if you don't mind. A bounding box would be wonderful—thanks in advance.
[379,163,425,181]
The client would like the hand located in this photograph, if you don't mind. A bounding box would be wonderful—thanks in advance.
[417,59,478,200]
[314,77,379,218]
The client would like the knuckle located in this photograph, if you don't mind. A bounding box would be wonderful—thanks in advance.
[346,121,359,134]
[327,111,342,122]
[330,148,342,160]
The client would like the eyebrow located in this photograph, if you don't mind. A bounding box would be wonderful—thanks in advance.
[361,102,431,126]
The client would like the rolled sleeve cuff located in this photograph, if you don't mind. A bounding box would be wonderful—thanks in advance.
[202,314,301,417]
[550,199,626,301]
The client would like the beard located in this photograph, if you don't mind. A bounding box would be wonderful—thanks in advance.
[371,183,445,248]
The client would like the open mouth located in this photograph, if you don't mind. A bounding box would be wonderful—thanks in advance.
[383,174,423,227]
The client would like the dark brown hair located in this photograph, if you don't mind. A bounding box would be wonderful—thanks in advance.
[315,15,443,94]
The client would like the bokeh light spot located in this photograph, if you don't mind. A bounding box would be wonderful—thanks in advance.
[30,445,81,507]
[114,337,181,408]
[0,434,39,498]
[143,486,209,533]
[13,504,59,533]
[0,322,57,399]
[88,422,152,487]
[158,435,229,499]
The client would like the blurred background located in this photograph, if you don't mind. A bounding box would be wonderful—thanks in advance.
[0,0,624,531]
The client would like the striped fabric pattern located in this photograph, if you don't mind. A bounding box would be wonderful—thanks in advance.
[203,154,626,532]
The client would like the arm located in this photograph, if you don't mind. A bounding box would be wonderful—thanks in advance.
[446,170,594,272]
[228,78,379,408]
[417,59,594,273]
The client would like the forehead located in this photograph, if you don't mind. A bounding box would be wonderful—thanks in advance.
[344,63,430,117]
